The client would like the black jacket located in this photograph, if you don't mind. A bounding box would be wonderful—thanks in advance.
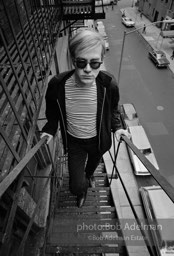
[42,70,122,154]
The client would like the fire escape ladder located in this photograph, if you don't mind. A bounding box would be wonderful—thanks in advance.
[61,0,105,21]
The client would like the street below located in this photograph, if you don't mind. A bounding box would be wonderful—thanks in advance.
[100,1,174,187]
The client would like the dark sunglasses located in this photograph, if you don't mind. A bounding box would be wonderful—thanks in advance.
[74,59,103,70]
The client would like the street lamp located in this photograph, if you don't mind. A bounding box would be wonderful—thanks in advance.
[117,19,174,86]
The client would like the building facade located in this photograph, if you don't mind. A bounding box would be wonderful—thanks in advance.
[0,1,105,255]
[139,0,174,27]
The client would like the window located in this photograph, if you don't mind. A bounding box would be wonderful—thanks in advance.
[141,148,152,155]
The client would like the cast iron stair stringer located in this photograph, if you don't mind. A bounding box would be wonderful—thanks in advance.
[44,162,128,255]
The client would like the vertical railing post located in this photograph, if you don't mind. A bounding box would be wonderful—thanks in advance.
[117,30,126,87]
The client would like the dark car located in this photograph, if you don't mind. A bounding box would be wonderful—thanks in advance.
[148,49,170,68]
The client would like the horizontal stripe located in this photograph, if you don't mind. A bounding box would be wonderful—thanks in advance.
[65,75,97,138]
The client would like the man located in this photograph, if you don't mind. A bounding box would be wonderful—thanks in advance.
[142,24,146,34]
[41,29,130,208]
[111,1,114,10]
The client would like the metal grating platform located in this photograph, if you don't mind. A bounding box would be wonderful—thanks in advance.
[45,162,127,255]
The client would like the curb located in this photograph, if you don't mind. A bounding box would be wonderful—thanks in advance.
[120,8,174,74]
[120,9,153,51]
[136,27,174,74]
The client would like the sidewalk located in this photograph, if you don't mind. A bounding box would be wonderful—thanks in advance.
[120,7,174,73]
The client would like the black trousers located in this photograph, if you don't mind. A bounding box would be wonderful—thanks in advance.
[67,134,103,196]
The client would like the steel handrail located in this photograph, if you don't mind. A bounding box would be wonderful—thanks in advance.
[109,134,156,256]
[0,136,48,198]
[113,135,174,204]
[0,135,62,255]
[109,134,174,256]
[1,132,174,255]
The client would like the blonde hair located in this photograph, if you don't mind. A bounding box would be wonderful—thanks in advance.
[69,29,105,60]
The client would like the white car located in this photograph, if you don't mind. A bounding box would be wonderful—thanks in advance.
[103,35,109,50]
[99,30,107,37]
[120,103,140,128]
[96,21,106,33]
[122,17,135,27]
[140,186,174,256]
[97,27,106,36]
[128,125,159,175]
[97,30,109,51]
[104,38,109,51]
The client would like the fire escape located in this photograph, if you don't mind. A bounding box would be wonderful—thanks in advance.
[1,1,174,256]
[0,1,105,255]
[60,0,105,34]
[62,0,105,20]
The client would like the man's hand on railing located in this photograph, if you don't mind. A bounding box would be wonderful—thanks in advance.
[115,128,131,142]
[40,132,53,144]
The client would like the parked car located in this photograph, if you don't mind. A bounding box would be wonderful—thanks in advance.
[140,185,174,256]
[128,125,159,175]
[98,30,107,37]
[96,21,105,31]
[97,28,106,37]
[148,49,170,68]
[97,29,109,51]
[103,35,109,51]
[122,16,135,27]
[120,103,140,128]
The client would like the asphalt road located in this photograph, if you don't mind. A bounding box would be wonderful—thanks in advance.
[99,3,174,187]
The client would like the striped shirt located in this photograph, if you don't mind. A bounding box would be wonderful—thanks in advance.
[65,75,97,139]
